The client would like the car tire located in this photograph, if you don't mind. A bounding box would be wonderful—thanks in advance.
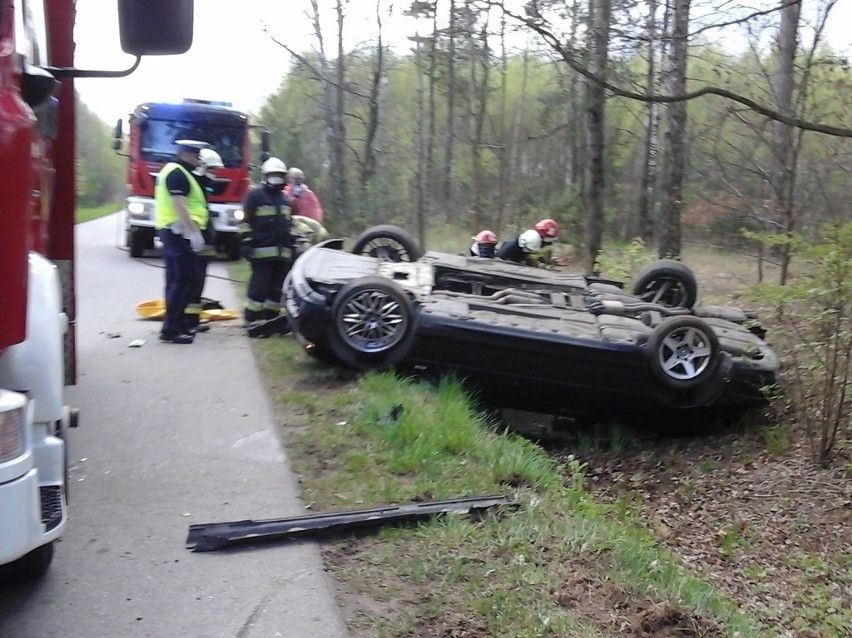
[327,276,417,371]
[350,225,423,262]
[632,259,697,308]
[129,227,150,258]
[646,316,721,390]
[0,542,54,584]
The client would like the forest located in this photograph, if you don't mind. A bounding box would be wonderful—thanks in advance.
[79,0,852,277]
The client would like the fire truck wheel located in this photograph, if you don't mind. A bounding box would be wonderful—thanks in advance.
[226,237,241,261]
[129,227,152,258]
[0,543,54,583]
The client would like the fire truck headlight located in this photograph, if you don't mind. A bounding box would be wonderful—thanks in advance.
[127,202,153,219]
[231,209,245,223]
[0,392,27,463]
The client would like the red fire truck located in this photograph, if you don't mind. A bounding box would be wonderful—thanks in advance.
[115,99,270,260]
[0,0,192,582]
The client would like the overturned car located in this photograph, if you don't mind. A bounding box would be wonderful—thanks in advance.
[283,225,779,420]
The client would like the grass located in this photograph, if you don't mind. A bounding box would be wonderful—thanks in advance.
[250,335,771,637]
[75,201,122,224]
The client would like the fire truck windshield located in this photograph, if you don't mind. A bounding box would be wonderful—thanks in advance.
[139,120,246,168]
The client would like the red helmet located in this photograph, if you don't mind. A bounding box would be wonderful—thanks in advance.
[473,229,498,245]
[534,218,559,239]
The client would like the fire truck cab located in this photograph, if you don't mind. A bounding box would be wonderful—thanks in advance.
[0,0,192,582]
[115,99,271,260]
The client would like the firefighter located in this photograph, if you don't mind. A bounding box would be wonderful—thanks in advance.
[239,157,295,333]
[497,219,560,267]
[497,229,543,265]
[154,139,209,344]
[470,229,498,258]
[284,167,324,223]
[182,147,224,334]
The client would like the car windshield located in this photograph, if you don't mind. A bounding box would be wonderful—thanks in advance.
[139,120,246,168]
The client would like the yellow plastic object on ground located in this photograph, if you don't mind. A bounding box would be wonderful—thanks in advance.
[136,300,238,322]
[200,308,239,321]
[136,299,166,320]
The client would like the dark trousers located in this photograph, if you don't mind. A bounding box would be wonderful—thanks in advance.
[184,256,211,328]
[159,228,199,337]
[245,259,291,321]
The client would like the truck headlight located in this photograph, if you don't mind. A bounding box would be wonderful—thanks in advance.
[127,202,153,220]
[231,209,244,223]
[0,393,27,463]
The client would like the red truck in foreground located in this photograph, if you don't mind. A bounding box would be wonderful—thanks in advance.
[0,0,192,582]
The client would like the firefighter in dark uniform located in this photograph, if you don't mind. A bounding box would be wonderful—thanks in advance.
[154,139,209,344]
[239,157,294,332]
[497,219,560,267]
[182,148,224,333]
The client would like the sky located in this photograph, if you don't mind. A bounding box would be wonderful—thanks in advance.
[74,0,852,126]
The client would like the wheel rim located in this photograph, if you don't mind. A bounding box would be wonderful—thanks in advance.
[656,325,713,381]
[639,278,686,306]
[337,288,407,352]
[361,238,412,262]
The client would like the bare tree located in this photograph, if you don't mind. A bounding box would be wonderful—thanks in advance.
[585,0,611,273]
[657,0,689,259]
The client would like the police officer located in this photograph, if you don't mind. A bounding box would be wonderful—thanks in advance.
[182,148,225,334]
[154,139,209,344]
[239,157,295,331]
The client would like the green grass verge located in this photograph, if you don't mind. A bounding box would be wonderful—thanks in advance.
[251,336,772,637]
[75,201,123,223]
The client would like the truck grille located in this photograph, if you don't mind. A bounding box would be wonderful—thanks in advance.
[40,486,64,531]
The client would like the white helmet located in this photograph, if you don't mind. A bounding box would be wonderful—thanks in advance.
[287,167,305,181]
[199,148,224,169]
[261,157,288,175]
[519,229,543,252]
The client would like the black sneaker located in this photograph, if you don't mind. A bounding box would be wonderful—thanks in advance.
[159,332,194,344]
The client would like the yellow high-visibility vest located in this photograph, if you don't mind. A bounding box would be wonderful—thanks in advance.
[154,163,208,229]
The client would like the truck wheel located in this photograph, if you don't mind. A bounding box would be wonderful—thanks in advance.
[129,227,150,258]
[0,543,54,584]
[226,237,241,261]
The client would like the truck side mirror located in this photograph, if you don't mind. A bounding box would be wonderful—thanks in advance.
[118,0,194,56]
[112,119,123,151]
[261,131,272,153]
[21,63,59,109]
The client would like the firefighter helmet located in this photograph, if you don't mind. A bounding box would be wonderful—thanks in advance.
[534,218,559,240]
[287,167,305,181]
[261,157,288,175]
[472,229,498,245]
[519,229,543,252]
[199,148,224,169]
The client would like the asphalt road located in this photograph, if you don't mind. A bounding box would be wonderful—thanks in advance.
[0,214,349,638]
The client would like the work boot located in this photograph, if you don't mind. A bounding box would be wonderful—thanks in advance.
[159,331,194,344]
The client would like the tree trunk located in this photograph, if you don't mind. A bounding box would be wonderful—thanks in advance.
[360,0,387,189]
[636,0,664,243]
[657,0,690,259]
[442,0,457,218]
[773,0,801,284]
[584,0,611,274]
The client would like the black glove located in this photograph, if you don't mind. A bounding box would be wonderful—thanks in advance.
[240,242,253,260]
